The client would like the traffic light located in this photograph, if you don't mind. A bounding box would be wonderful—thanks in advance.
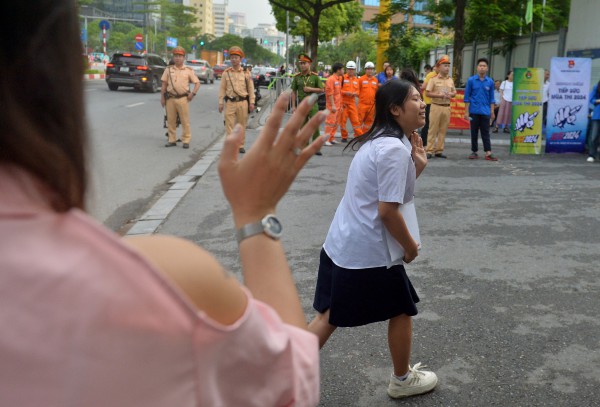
[264,39,268,44]
[200,40,205,47]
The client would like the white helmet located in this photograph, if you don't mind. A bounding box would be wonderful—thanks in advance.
[364,61,375,69]
[346,61,356,69]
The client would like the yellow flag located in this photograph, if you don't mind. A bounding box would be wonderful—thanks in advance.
[525,0,533,24]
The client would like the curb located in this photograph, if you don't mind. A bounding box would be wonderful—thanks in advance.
[84,74,105,80]
[125,136,225,236]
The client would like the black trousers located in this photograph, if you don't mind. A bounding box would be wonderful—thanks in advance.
[420,104,431,146]
[469,113,492,153]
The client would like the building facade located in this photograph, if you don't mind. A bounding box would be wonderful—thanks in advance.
[358,0,434,33]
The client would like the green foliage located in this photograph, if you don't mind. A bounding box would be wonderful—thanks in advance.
[317,31,377,67]
[428,0,570,47]
[269,0,360,63]
[376,0,442,71]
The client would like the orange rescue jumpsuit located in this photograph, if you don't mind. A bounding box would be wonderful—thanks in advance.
[357,74,378,134]
[324,74,343,141]
[339,73,363,140]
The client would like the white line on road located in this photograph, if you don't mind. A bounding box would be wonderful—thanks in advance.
[126,102,145,108]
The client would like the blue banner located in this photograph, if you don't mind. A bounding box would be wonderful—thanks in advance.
[545,57,591,153]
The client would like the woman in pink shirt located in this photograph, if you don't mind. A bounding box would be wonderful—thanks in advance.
[0,2,327,406]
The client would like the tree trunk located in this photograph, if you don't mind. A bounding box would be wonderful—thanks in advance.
[308,11,321,70]
[453,0,467,87]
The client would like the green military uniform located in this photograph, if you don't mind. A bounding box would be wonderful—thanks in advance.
[291,54,324,141]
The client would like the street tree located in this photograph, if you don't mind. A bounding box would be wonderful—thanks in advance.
[268,0,362,65]
[426,0,569,85]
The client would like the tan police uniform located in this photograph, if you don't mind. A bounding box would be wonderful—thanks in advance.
[218,66,255,148]
[161,65,200,144]
[425,75,455,155]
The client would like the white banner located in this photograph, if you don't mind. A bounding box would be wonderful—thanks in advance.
[546,57,591,153]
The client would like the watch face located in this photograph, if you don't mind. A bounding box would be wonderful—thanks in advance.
[264,215,282,236]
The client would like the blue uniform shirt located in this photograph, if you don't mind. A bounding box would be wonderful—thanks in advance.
[464,74,496,116]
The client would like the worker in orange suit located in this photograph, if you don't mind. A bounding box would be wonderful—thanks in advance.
[357,61,379,135]
[323,63,345,148]
[337,60,363,142]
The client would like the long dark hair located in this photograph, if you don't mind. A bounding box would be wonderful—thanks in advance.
[400,68,421,96]
[0,0,86,211]
[346,79,417,151]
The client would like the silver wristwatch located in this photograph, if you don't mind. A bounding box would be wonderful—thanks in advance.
[236,214,282,243]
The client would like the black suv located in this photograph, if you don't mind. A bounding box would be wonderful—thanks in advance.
[105,53,167,92]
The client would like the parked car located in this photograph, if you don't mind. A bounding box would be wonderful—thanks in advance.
[185,59,214,84]
[105,52,167,92]
[251,66,278,87]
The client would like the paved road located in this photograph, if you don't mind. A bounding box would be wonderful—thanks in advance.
[154,103,600,406]
[83,79,226,230]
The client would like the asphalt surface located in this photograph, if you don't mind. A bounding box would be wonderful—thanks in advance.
[148,97,599,406]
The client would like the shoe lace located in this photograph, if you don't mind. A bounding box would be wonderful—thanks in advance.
[406,362,428,384]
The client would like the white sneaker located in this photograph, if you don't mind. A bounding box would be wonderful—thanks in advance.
[387,363,438,399]
[330,139,339,144]
[586,156,595,163]
[324,141,333,146]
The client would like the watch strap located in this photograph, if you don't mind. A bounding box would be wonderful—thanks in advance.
[236,221,265,243]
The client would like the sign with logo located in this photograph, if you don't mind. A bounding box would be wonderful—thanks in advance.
[99,20,110,30]
[545,57,591,153]
[135,42,143,51]
[166,37,178,48]
[223,49,228,58]
[510,68,544,154]
[135,33,143,42]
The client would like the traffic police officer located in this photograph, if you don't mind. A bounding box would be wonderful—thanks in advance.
[291,54,324,148]
[160,46,200,149]
[218,46,255,153]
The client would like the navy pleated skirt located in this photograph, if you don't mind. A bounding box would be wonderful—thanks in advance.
[313,248,420,327]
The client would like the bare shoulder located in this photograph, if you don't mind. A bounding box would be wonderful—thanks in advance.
[123,234,247,325]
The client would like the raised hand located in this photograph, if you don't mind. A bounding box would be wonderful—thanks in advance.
[218,91,328,228]
[409,131,428,177]
[515,111,538,132]
[553,105,582,129]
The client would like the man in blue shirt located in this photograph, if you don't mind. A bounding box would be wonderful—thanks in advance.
[464,58,498,161]
[376,61,390,84]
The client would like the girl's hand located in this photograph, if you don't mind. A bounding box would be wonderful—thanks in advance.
[410,131,427,177]
[218,91,327,228]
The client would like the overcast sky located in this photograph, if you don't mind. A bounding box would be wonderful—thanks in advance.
[227,0,276,28]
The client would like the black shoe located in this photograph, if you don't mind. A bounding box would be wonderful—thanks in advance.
[503,128,510,133]
[165,142,176,147]
[341,138,348,143]
[239,147,245,154]
[315,150,323,156]
[426,153,432,159]
[468,152,478,159]
[435,153,447,159]
[182,143,189,149]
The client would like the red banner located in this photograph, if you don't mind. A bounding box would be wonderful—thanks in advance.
[449,89,470,130]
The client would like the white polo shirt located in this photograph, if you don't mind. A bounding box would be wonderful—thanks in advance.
[323,133,416,269]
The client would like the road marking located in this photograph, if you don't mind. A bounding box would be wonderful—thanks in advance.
[126,102,145,108]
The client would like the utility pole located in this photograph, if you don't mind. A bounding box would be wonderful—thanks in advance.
[376,0,391,72]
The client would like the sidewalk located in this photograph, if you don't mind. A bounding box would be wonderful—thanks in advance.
[149,104,600,405]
